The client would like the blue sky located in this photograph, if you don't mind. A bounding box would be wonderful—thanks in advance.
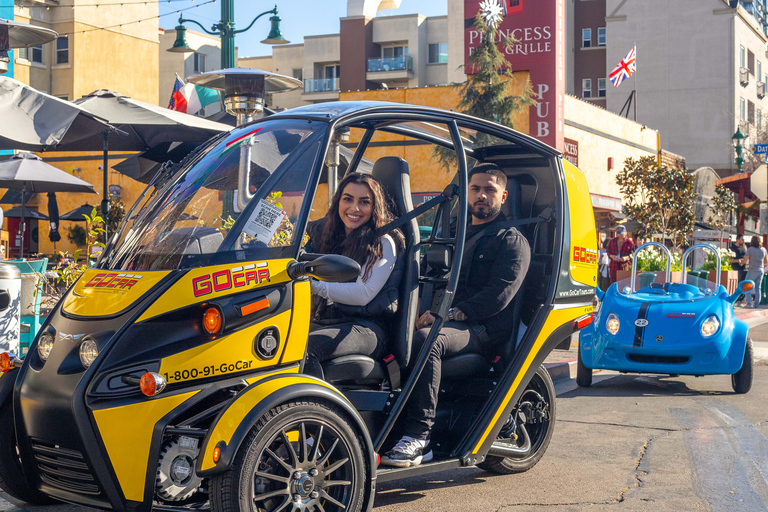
[159,0,448,58]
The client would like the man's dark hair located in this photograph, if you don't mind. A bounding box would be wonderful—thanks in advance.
[737,234,744,241]
[469,163,507,189]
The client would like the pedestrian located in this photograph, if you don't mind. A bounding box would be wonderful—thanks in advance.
[730,234,747,305]
[380,163,530,468]
[745,235,768,308]
[607,225,635,284]
[598,238,611,291]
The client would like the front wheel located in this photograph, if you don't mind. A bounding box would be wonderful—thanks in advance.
[732,338,754,394]
[0,401,57,505]
[576,346,592,387]
[478,365,556,474]
[211,399,367,512]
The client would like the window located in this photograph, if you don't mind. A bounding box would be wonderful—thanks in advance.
[428,43,448,64]
[23,45,43,64]
[382,46,408,59]
[597,27,606,47]
[759,60,763,81]
[291,68,303,81]
[582,28,591,48]
[749,100,755,124]
[582,78,592,98]
[56,36,68,65]
[741,45,746,69]
[741,97,746,121]
[324,64,340,80]
[193,53,206,74]
[749,49,755,75]
[597,78,606,97]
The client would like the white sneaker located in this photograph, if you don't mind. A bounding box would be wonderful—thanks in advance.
[380,436,433,468]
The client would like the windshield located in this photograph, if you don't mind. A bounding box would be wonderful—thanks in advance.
[102,119,326,270]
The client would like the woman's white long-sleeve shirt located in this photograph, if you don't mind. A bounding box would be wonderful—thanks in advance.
[310,234,397,306]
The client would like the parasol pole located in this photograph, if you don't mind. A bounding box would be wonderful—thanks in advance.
[19,181,25,259]
[102,130,110,246]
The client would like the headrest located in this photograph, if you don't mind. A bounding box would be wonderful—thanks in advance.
[372,157,413,217]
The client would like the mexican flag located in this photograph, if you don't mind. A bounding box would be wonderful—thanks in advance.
[169,77,219,115]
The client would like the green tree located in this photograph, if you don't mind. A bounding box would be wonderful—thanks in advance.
[107,197,126,235]
[707,184,739,248]
[435,4,537,167]
[616,156,697,248]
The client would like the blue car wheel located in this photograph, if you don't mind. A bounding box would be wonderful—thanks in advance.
[731,338,754,394]
[577,346,592,387]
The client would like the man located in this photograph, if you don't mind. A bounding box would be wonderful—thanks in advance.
[731,234,747,304]
[380,163,531,467]
[606,225,635,284]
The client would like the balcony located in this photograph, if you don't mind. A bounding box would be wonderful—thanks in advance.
[366,56,414,83]
[301,78,340,102]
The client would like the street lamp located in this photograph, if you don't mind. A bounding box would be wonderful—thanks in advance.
[166,3,290,69]
[733,127,746,173]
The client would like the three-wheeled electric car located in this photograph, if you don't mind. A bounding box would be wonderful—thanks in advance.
[0,71,598,512]
[579,242,753,393]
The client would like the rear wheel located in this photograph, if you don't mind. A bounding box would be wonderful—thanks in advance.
[732,338,754,394]
[211,400,367,512]
[478,365,556,474]
[576,347,592,387]
[0,401,57,505]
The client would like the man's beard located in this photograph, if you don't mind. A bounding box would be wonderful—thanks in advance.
[470,202,501,220]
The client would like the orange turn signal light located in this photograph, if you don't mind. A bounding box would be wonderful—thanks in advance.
[213,446,221,463]
[139,372,166,397]
[0,352,11,373]
[743,282,754,291]
[203,307,222,334]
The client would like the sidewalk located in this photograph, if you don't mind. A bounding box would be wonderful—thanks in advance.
[543,304,768,383]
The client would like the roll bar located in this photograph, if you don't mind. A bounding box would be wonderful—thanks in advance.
[682,243,720,289]
[630,242,672,293]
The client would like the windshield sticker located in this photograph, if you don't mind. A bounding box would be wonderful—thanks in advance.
[243,199,286,243]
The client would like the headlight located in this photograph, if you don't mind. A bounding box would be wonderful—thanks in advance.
[38,332,54,361]
[701,315,720,338]
[79,337,99,368]
[606,313,620,335]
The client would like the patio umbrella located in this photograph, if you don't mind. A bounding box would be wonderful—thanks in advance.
[111,141,201,183]
[60,203,97,222]
[62,89,230,238]
[47,192,60,245]
[2,206,47,220]
[0,152,95,257]
[0,76,111,150]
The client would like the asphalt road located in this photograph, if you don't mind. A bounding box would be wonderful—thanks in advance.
[2,322,768,512]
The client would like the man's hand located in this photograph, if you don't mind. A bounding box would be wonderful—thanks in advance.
[452,308,467,321]
[416,311,435,330]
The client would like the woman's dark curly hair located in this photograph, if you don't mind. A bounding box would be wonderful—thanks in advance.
[318,173,403,281]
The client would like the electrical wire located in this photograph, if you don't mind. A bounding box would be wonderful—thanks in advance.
[18,0,201,8]
[53,0,217,36]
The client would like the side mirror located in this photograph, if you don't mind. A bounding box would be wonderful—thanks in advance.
[728,280,755,303]
[0,290,10,312]
[287,254,360,282]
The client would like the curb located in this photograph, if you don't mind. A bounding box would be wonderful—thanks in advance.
[735,307,768,321]
[544,360,575,382]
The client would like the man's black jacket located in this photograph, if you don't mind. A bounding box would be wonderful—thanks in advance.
[453,212,531,344]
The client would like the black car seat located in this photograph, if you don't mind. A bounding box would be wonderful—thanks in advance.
[321,157,420,385]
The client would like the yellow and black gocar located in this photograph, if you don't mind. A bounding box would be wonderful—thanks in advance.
[0,102,597,512]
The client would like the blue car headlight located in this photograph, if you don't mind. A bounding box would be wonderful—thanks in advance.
[606,313,620,335]
[700,315,720,338]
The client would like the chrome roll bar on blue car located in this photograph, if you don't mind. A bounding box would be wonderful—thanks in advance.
[682,243,720,289]
[630,242,672,293]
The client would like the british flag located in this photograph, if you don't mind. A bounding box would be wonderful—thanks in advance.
[609,46,636,87]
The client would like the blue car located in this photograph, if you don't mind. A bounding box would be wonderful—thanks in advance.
[578,242,754,393]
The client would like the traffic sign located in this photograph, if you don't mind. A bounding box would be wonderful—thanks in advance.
[751,163,767,201]
[752,144,768,154]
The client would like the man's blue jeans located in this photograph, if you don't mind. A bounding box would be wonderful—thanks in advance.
[745,270,764,307]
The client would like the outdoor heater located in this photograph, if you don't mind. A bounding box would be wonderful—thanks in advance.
[0,19,58,74]
[189,68,301,210]
[188,68,301,126]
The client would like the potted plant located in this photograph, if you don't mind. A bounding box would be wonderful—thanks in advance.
[702,247,738,294]
[615,246,683,284]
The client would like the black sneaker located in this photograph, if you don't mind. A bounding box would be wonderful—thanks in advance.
[380,436,433,468]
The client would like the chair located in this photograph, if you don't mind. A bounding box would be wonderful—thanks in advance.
[322,157,420,386]
[4,258,48,354]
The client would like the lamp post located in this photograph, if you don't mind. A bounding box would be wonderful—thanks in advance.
[167,2,289,69]
[733,127,746,173]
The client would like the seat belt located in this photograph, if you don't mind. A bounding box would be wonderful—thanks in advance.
[376,184,458,237]
[382,354,401,390]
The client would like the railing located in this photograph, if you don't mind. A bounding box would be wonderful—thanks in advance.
[303,78,340,93]
[367,56,413,73]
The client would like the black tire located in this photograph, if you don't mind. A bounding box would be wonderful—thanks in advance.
[0,402,57,505]
[576,346,592,387]
[478,365,556,474]
[211,400,367,512]
[732,338,754,394]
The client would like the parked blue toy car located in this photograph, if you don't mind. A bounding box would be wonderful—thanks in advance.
[578,242,754,393]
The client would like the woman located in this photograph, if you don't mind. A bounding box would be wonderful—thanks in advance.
[305,173,404,379]
[745,235,768,308]
[606,225,635,284]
